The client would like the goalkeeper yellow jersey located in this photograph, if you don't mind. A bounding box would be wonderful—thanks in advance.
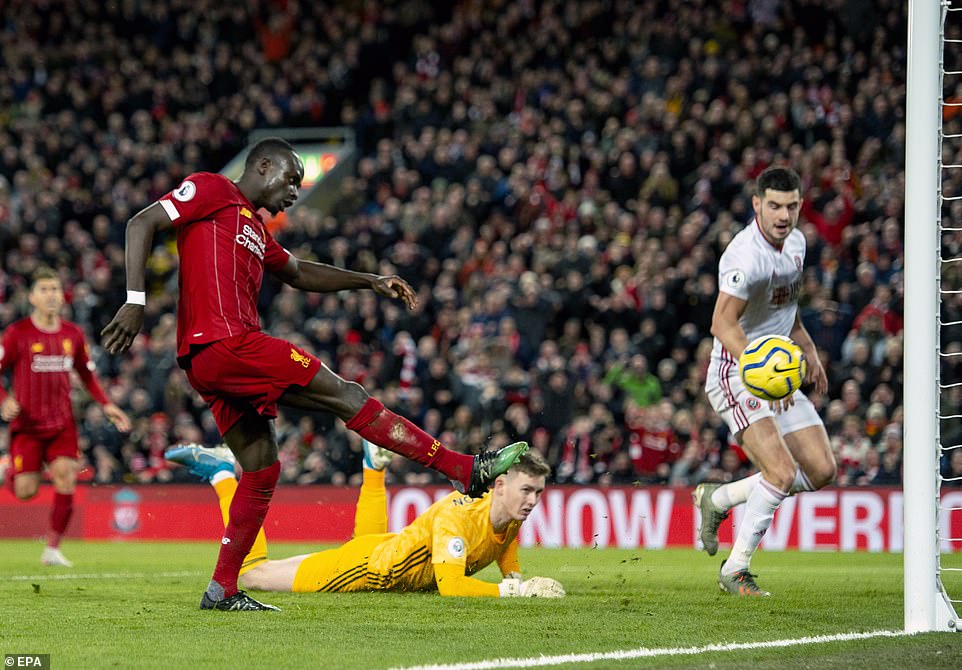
[291,491,522,596]
[368,490,521,592]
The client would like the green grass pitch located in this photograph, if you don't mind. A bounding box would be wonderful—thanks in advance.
[1,540,960,669]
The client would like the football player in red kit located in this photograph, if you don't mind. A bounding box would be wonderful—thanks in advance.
[102,137,526,611]
[1,267,131,566]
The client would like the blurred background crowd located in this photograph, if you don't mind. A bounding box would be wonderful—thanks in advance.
[1,0,956,489]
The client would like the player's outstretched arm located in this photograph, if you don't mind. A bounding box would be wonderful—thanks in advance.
[101,203,172,354]
[433,563,502,597]
[274,257,417,309]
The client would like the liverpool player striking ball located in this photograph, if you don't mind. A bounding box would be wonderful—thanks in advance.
[101,137,527,612]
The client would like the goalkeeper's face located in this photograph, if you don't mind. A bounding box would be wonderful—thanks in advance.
[497,472,546,521]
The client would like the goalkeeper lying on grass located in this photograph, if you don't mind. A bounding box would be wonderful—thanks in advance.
[167,442,565,605]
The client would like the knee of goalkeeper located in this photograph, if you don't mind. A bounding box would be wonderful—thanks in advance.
[498,575,566,598]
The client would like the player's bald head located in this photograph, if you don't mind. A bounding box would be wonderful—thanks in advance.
[244,137,297,172]
[238,137,304,214]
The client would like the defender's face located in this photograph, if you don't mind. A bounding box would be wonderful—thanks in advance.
[497,471,546,522]
[29,278,64,317]
[262,152,304,215]
[753,188,801,248]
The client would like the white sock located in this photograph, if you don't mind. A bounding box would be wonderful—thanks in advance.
[712,466,813,512]
[789,467,815,494]
[711,473,761,510]
[210,470,234,486]
[722,477,787,575]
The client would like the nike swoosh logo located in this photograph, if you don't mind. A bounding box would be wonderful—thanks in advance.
[772,364,799,373]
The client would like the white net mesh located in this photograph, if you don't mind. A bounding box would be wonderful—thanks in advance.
[937,0,962,624]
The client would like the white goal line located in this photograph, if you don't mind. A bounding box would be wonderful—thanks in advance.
[391,630,908,670]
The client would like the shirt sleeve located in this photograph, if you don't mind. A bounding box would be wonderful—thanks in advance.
[263,231,292,273]
[427,505,502,596]
[157,173,233,226]
[717,243,760,301]
[431,508,471,573]
[433,563,500,597]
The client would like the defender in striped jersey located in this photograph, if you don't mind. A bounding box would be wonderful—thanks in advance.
[699,167,836,596]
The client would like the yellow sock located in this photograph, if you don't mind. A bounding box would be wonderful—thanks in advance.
[212,477,269,575]
[353,469,388,537]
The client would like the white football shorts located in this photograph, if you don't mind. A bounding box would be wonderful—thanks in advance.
[705,353,823,439]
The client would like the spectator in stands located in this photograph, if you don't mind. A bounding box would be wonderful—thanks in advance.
[0,0,914,489]
[871,424,904,486]
[669,442,712,487]
[832,414,873,486]
[603,354,662,408]
[943,448,962,488]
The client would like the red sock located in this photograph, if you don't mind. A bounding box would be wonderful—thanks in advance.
[209,461,280,599]
[346,398,473,489]
[48,492,74,549]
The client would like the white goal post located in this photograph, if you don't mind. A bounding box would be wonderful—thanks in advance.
[904,0,960,633]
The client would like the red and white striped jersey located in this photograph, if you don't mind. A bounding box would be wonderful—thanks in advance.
[710,219,806,363]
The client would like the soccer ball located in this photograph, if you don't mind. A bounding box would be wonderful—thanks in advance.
[739,335,807,401]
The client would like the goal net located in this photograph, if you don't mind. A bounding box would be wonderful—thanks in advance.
[905,0,961,632]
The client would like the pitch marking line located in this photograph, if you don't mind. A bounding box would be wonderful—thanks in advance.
[392,630,908,670]
[6,570,204,582]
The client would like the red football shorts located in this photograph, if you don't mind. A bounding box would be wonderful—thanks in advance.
[185,331,322,435]
[10,421,80,476]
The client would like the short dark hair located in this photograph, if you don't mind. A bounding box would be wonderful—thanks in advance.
[244,137,296,171]
[755,166,801,197]
[510,449,551,479]
[30,266,60,288]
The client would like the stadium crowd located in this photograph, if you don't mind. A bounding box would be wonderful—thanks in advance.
[0,0,947,489]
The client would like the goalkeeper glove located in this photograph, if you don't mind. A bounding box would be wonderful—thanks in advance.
[498,576,566,598]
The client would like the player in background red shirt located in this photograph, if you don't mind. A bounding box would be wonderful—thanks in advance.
[101,137,527,611]
[1,267,131,566]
